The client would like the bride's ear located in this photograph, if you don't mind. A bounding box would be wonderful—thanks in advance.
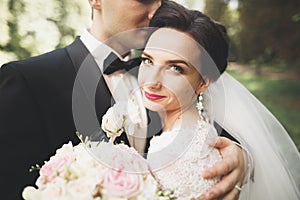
[88,0,101,10]
[195,78,210,95]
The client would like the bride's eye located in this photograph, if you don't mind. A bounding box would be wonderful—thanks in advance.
[141,57,153,65]
[170,65,184,74]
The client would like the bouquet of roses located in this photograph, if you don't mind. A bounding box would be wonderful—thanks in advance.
[22,101,174,200]
[22,142,173,200]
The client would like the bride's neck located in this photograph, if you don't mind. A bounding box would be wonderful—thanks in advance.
[158,105,200,132]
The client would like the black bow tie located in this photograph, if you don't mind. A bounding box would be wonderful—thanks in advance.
[103,52,142,75]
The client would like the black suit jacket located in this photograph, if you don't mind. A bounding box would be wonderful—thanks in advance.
[0,37,116,199]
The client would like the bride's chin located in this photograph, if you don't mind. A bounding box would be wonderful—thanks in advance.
[144,103,165,113]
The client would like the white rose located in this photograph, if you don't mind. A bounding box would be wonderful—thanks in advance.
[69,144,106,179]
[55,141,74,156]
[124,100,141,136]
[101,104,125,143]
[30,178,67,200]
[22,186,40,200]
[66,177,99,200]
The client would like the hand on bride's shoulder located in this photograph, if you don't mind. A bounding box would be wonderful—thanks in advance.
[202,136,245,200]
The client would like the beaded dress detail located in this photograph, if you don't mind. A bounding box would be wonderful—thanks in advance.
[147,120,222,200]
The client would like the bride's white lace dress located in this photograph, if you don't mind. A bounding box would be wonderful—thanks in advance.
[147,120,222,199]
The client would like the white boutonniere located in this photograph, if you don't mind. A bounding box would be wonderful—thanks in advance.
[101,99,141,143]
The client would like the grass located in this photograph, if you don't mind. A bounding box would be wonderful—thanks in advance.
[227,65,300,151]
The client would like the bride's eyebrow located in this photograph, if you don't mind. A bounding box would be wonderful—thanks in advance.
[167,59,189,66]
[141,52,153,59]
[142,51,194,69]
[166,59,195,70]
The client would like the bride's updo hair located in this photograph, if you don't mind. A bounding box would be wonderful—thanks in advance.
[149,0,229,81]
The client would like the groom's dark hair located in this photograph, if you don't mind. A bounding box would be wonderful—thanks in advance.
[149,0,229,81]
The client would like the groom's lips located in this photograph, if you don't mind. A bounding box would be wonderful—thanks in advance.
[144,91,165,101]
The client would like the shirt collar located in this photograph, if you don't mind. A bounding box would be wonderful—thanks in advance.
[80,29,120,72]
[80,29,103,53]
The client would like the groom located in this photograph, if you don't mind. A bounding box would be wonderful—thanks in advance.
[0,0,245,199]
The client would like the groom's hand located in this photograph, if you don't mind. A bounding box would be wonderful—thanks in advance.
[202,137,245,200]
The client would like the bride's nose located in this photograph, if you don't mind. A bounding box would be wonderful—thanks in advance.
[146,67,163,89]
[148,81,162,90]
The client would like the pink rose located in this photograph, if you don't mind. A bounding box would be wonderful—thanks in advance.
[39,155,74,183]
[101,168,142,198]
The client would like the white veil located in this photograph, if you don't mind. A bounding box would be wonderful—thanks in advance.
[204,72,300,199]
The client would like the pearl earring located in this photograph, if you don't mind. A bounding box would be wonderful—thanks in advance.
[196,93,204,119]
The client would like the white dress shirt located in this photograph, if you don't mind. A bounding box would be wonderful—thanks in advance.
[80,29,148,153]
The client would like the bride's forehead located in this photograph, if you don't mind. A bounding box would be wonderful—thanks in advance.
[145,28,201,64]
[146,28,198,51]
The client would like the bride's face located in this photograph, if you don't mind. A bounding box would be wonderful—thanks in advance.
[138,28,206,113]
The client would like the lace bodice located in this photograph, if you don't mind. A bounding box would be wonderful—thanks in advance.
[147,121,222,199]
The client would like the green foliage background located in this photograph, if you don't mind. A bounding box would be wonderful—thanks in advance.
[0,0,90,64]
[203,0,300,151]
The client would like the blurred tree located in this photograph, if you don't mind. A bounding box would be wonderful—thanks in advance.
[0,0,31,60]
[0,0,89,63]
[204,0,241,62]
[238,0,300,69]
[204,0,227,21]
[49,0,86,49]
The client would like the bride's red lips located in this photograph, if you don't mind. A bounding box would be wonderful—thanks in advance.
[144,91,165,101]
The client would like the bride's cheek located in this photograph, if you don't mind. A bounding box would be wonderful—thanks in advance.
[137,69,146,85]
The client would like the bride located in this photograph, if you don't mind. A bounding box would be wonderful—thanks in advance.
[137,1,300,199]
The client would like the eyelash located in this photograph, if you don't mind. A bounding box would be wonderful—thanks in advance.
[170,65,184,74]
[141,56,185,74]
[141,57,153,65]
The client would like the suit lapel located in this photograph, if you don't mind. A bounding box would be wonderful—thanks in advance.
[66,37,113,140]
